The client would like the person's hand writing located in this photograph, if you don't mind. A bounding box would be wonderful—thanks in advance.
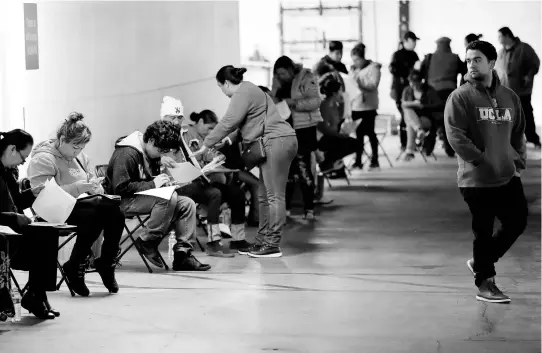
[16,214,32,227]
[154,174,171,188]
[75,180,95,194]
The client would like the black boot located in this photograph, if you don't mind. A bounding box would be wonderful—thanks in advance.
[94,257,119,294]
[21,291,55,320]
[172,251,211,271]
[62,254,90,297]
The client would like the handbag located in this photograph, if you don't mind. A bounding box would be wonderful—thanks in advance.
[75,158,121,208]
[240,91,269,170]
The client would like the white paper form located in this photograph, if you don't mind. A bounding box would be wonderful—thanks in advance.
[135,186,177,200]
[275,100,291,120]
[167,162,203,184]
[32,178,76,224]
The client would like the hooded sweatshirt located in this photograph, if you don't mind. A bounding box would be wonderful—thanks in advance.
[103,131,159,197]
[350,60,382,111]
[27,139,96,198]
[444,70,526,188]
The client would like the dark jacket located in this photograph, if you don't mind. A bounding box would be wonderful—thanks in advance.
[0,164,34,233]
[495,38,540,96]
[389,48,419,99]
[444,70,526,188]
[104,132,160,198]
[401,84,444,118]
[313,55,348,77]
[420,41,465,92]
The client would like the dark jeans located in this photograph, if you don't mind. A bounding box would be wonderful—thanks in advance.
[9,227,60,293]
[178,181,222,224]
[395,100,408,149]
[460,177,528,287]
[318,135,359,164]
[211,182,246,225]
[352,110,379,165]
[66,200,124,264]
[520,94,540,145]
[286,127,317,212]
[257,135,298,247]
[424,89,454,156]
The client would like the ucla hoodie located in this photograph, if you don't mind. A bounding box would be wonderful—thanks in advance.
[27,139,96,198]
[444,70,526,188]
[103,132,160,198]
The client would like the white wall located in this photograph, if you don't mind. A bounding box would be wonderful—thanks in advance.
[5,1,240,166]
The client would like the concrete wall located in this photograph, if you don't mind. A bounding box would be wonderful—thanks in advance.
[3,1,240,167]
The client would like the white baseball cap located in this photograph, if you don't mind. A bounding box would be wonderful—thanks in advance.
[160,96,184,118]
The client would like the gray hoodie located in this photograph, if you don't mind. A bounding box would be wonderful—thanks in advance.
[27,139,96,197]
[444,70,526,188]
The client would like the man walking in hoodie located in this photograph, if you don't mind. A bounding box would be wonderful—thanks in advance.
[496,27,541,148]
[420,37,466,157]
[444,40,527,303]
[104,120,211,271]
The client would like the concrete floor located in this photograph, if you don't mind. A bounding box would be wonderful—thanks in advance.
[1,146,540,353]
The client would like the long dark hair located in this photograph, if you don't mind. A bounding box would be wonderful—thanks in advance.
[216,65,247,85]
[0,129,34,156]
[190,110,218,125]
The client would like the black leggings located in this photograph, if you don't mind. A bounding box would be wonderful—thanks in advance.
[353,110,379,165]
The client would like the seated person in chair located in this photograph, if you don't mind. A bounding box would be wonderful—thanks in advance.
[401,69,445,161]
[103,120,210,271]
[28,113,125,297]
[0,129,58,319]
[159,96,253,257]
[317,72,360,173]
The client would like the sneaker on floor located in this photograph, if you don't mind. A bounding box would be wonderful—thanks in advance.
[368,162,380,171]
[206,240,234,258]
[476,278,511,303]
[229,239,254,255]
[248,244,282,258]
[304,210,316,220]
[466,258,475,276]
[134,237,164,268]
[172,252,211,271]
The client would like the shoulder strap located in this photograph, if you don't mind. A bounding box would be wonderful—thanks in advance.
[75,157,87,173]
[261,90,269,135]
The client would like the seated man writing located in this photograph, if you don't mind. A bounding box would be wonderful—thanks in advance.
[103,120,210,271]
[401,69,445,161]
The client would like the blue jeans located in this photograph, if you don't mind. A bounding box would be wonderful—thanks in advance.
[120,193,196,253]
[256,135,298,247]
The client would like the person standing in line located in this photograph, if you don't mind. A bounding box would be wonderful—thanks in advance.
[314,40,348,77]
[272,56,322,220]
[444,40,528,303]
[389,31,420,151]
[193,66,297,258]
[460,34,483,85]
[349,43,382,171]
[495,26,541,148]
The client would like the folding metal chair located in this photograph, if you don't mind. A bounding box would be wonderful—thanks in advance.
[395,135,438,163]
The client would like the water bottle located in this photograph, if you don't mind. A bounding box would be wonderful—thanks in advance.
[11,290,21,322]
[167,231,176,259]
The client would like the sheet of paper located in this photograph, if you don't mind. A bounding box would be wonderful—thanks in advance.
[276,100,291,120]
[32,178,76,224]
[135,186,176,200]
[31,222,68,227]
[204,167,239,174]
[0,225,20,236]
[167,162,202,184]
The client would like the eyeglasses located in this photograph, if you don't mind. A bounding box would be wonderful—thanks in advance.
[17,151,27,164]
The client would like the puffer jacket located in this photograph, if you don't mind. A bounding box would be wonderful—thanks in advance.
[350,60,382,111]
[272,64,323,130]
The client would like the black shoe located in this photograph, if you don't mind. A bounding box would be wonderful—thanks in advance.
[206,240,234,258]
[476,279,511,303]
[368,162,380,171]
[230,240,254,255]
[94,257,119,294]
[21,292,55,320]
[172,252,211,271]
[62,260,90,297]
[135,237,164,268]
[44,297,60,317]
[248,244,282,258]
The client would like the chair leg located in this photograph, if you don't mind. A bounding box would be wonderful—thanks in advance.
[419,150,428,163]
[396,150,405,161]
[9,270,24,296]
[56,260,75,297]
[195,237,205,252]
[378,140,394,167]
[325,175,332,188]
[158,252,169,270]
[432,153,438,161]
[130,234,153,274]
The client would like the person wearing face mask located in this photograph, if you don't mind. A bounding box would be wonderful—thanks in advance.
[444,40,527,304]
[0,129,60,320]
[192,65,297,258]
[27,113,125,297]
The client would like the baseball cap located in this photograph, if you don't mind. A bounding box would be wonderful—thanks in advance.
[404,31,420,41]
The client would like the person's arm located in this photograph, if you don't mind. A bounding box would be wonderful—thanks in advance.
[111,153,155,196]
[444,93,484,165]
[355,64,381,92]
[400,87,420,109]
[511,94,527,173]
[523,43,540,78]
[389,52,399,76]
[7,170,35,210]
[290,72,322,112]
[204,91,251,148]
